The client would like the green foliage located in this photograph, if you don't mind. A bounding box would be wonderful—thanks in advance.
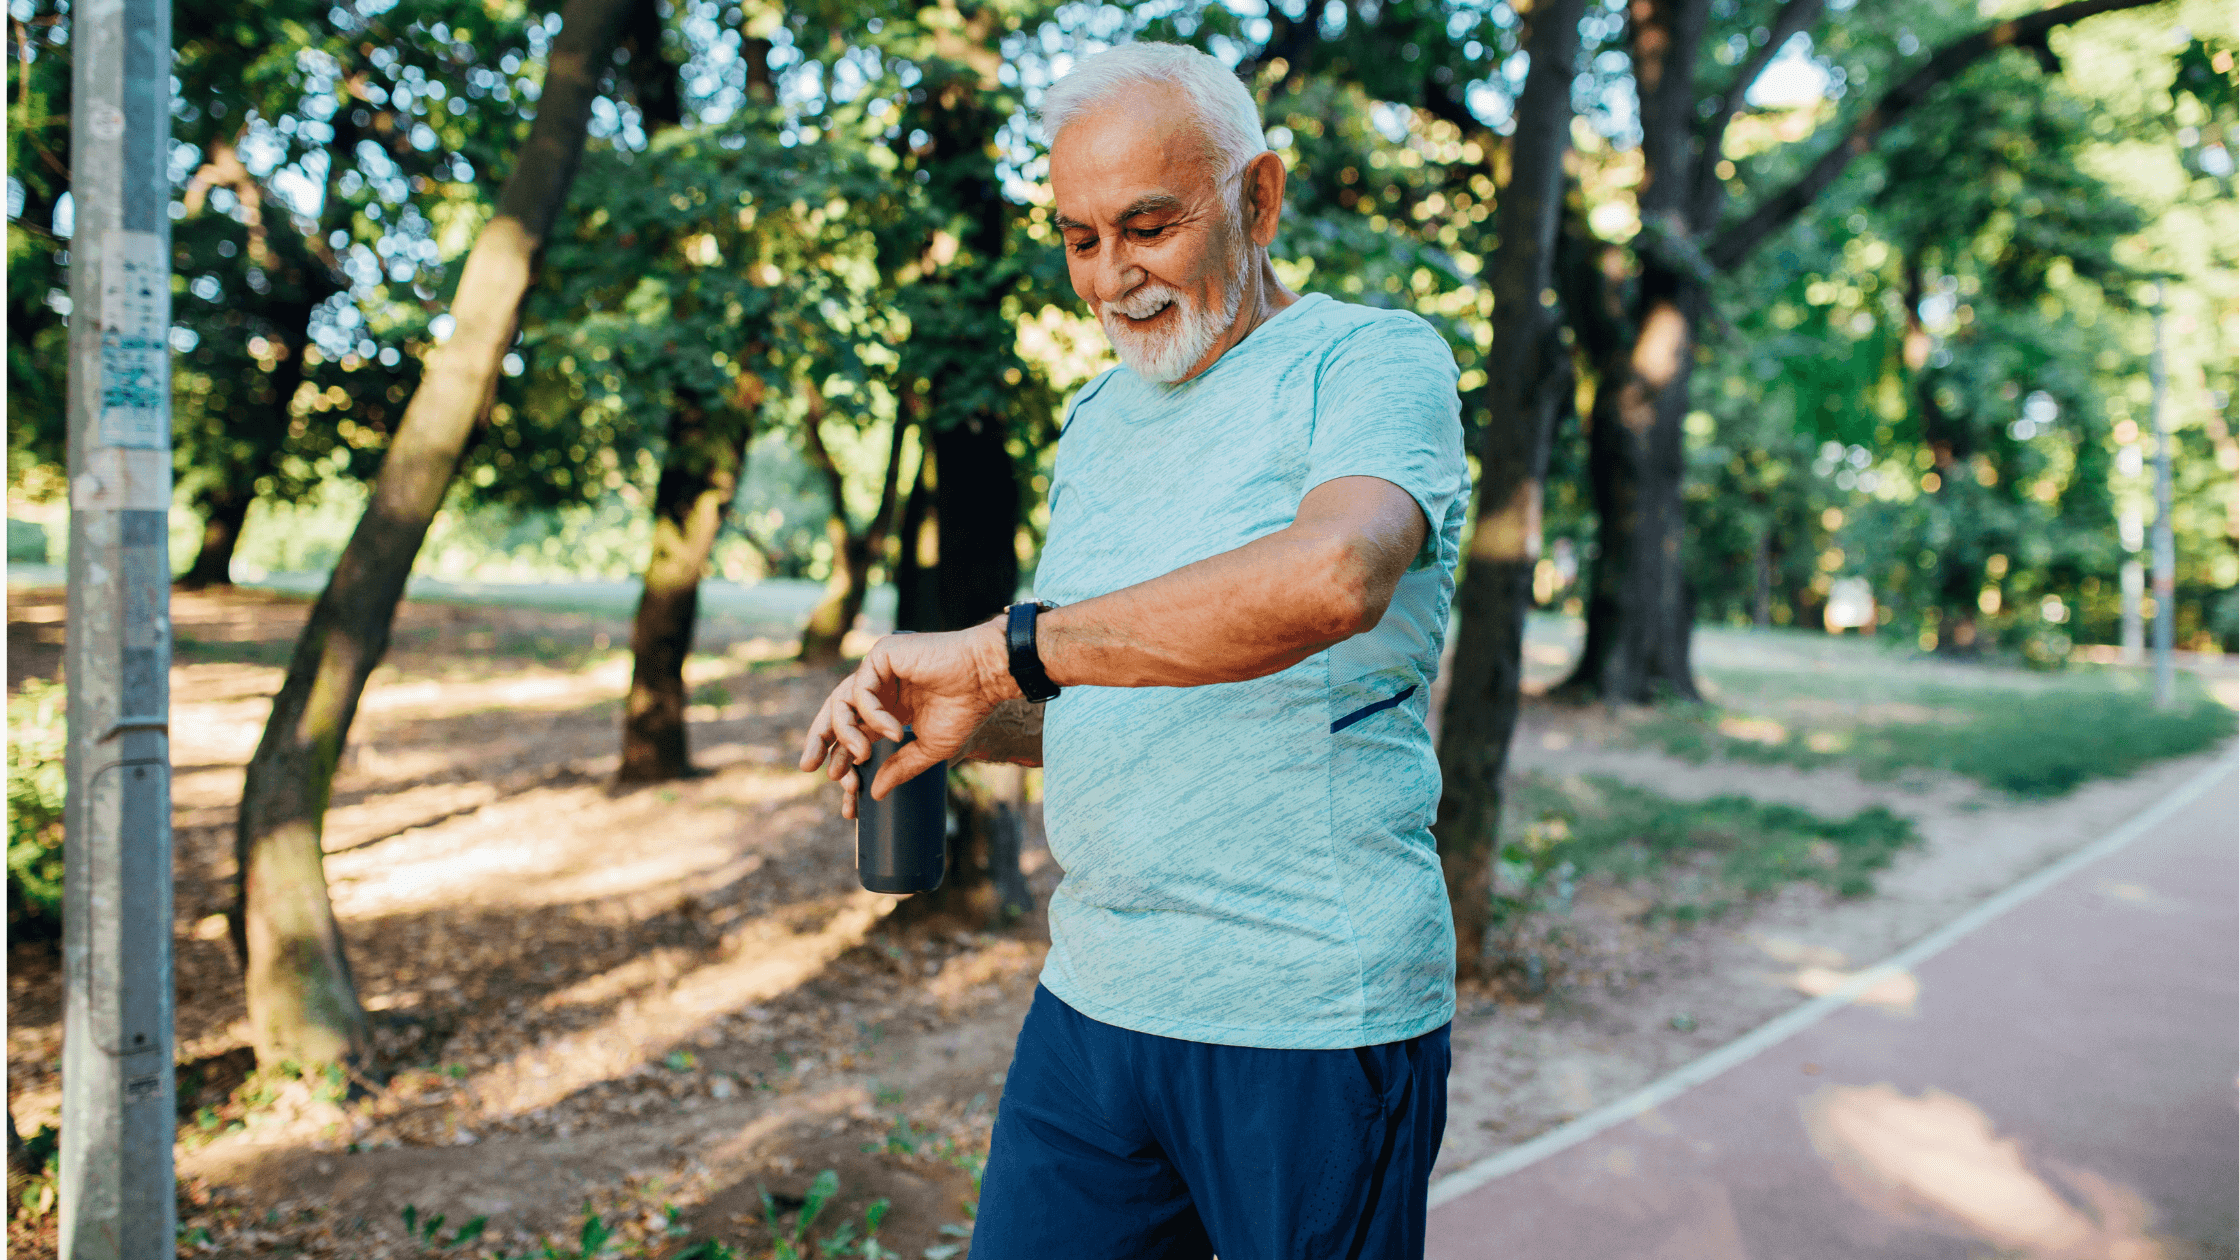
[1682,39,2172,649]
[2172,36,2237,116]
[7,680,67,942]
[1634,672,2237,798]
[6,0,70,483]
[471,1201,616,1259]
[401,1204,489,1252]
[761,1168,839,1260]
[10,1122,59,1223]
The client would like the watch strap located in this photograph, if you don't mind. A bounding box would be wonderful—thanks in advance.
[1005,601,1060,703]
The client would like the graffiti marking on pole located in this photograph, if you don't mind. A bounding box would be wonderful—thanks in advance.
[98,228,169,449]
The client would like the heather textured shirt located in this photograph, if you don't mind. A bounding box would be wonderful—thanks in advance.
[1032,292,1469,1050]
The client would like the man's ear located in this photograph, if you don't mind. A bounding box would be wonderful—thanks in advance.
[1243,149,1286,246]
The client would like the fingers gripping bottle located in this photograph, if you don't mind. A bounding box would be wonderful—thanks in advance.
[856,731,948,893]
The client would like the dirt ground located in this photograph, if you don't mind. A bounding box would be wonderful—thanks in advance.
[5,584,2233,1257]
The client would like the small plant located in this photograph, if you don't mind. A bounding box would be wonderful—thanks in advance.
[813,1197,892,1259]
[7,680,67,942]
[664,1049,699,1072]
[862,1114,927,1158]
[11,1121,59,1222]
[660,1203,692,1239]
[529,1202,613,1258]
[401,1204,489,1251]
[922,1224,974,1260]
[760,1169,839,1260]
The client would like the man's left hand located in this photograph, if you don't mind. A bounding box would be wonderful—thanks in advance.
[797,622,1020,818]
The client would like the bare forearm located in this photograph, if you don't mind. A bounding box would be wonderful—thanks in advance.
[1035,476,1426,690]
[1038,531,1364,689]
[958,698,1044,766]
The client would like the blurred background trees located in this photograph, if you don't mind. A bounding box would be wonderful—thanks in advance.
[7,0,2234,1045]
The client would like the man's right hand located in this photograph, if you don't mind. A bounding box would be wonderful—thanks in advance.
[797,620,1023,818]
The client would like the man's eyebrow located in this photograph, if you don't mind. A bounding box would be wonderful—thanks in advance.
[1115,193,1184,223]
[1050,194,1185,234]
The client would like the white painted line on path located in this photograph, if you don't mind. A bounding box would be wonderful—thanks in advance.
[1426,751,2239,1210]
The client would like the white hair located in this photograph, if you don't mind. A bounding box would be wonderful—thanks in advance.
[1038,42,1267,179]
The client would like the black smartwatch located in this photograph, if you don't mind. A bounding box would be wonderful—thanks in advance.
[1005,601,1060,703]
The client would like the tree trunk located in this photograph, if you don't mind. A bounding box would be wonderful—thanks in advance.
[177,485,251,589]
[1751,527,1774,628]
[884,48,1027,928]
[1560,282,1704,704]
[619,391,756,783]
[799,523,876,665]
[888,416,1020,639]
[1429,0,1587,978]
[891,410,1024,927]
[1556,0,1709,706]
[929,415,1020,632]
[228,0,633,1068]
[921,763,1034,929]
[799,389,911,665]
[891,458,939,635]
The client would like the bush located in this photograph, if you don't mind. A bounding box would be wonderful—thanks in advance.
[7,681,66,943]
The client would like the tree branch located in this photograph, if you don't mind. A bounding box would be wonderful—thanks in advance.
[1690,0,1825,224]
[1704,0,2166,271]
[797,378,850,530]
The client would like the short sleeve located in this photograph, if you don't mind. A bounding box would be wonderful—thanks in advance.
[1306,313,1468,568]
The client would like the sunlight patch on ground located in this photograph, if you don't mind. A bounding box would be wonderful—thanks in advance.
[1784,966,1919,1015]
[358,657,632,718]
[1802,1084,2166,1257]
[926,941,1041,1015]
[330,788,735,914]
[486,892,898,1118]
[1717,715,1788,745]
[1751,934,1851,970]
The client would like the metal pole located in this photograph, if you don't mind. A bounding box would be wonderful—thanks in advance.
[60,0,176,1245]
[2149,298,2176,709]
[2120,557,2145,664]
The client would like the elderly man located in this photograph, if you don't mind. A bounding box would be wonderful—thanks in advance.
[798,41,1468,1259]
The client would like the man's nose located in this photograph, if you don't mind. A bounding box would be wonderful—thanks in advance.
[1095,245,1144,306]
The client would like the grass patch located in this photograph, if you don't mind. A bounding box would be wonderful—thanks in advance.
[1482,773,1920,993]
[1633,672,2235,797]
[1501,775,1920,925]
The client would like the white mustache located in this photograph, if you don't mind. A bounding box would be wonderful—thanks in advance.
[1108,284,1182,321]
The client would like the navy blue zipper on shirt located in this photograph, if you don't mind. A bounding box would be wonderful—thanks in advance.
[1330,684,1417,734]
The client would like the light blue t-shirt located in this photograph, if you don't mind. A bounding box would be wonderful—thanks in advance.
[1032,291,1469,1050]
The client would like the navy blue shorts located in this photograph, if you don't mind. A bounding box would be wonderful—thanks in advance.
[973,985,1451,1260]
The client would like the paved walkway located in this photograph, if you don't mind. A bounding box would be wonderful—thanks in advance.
[1428,761,2238,1259]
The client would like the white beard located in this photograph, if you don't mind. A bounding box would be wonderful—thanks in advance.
[1099,264,1246,385]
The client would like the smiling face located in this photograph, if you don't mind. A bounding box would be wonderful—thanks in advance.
[1049,93,1282,384]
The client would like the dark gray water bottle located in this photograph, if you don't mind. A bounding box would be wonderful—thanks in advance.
[856,732,948,893]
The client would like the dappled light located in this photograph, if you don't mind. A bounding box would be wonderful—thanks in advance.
[1802,1085,2170,1258]
[1783,966,1920,1015]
